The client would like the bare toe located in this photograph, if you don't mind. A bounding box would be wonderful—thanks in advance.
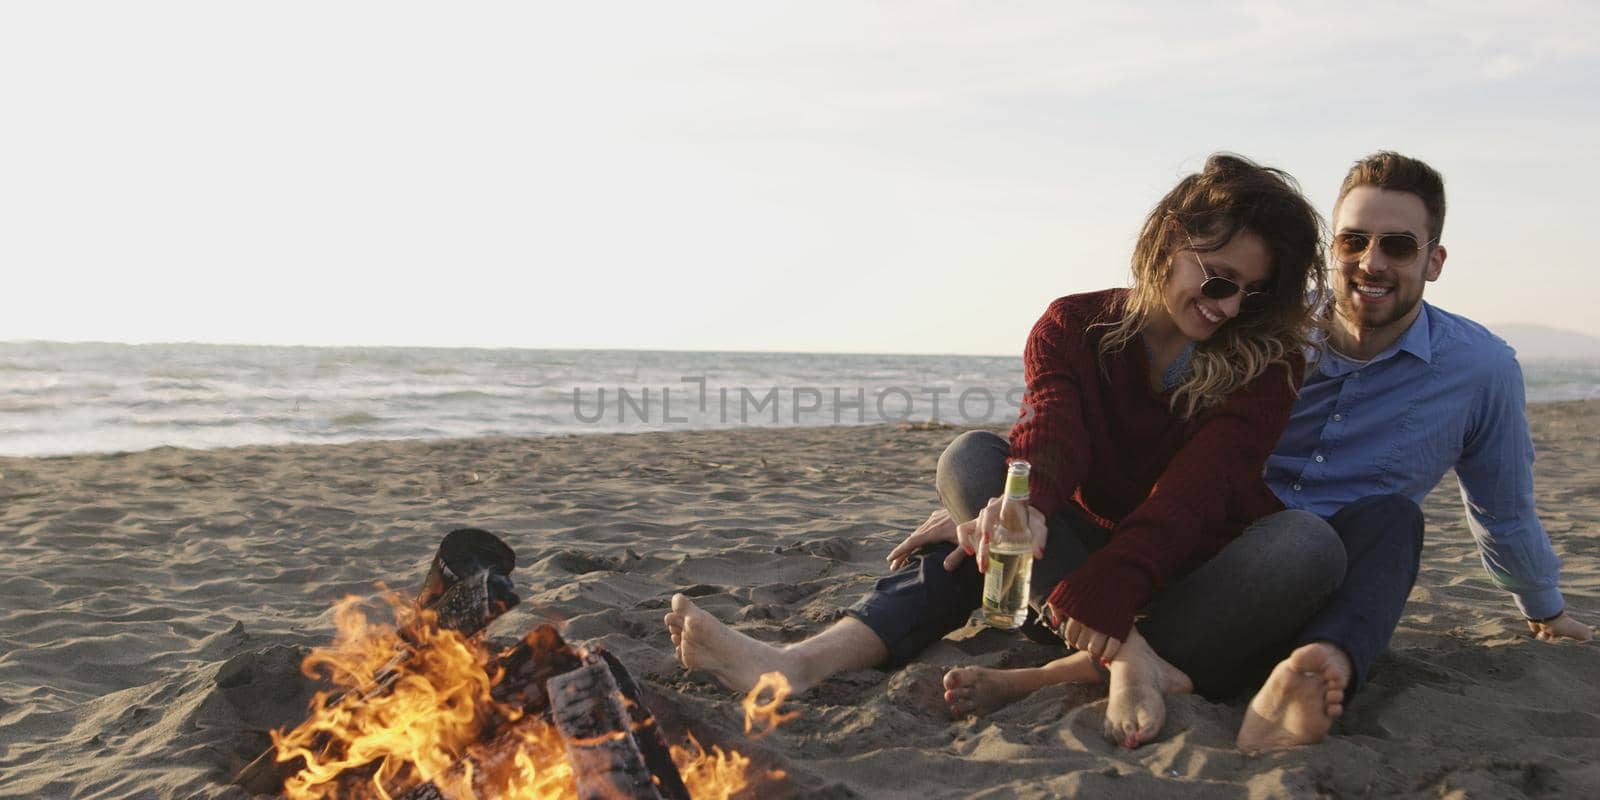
[1236,642,1353,751]
[943,669,971,692]
[1103,630,1189,748]
[940,666,1039,718]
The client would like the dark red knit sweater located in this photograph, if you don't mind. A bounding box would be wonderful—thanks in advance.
[1012,290,1302,641]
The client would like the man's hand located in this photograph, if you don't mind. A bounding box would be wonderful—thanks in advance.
[886,509,959,571]
[1528,611,1594,642]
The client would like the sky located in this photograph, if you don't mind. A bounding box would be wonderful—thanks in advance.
[4,1,1599,356]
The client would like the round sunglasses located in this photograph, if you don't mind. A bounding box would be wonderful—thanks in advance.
[1332,231,1438,266]
[1183,229,1271,311]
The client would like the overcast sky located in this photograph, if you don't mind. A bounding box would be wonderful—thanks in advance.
[4,1,1598,355]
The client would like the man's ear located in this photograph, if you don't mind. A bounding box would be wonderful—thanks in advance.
[1425,244,1447,282]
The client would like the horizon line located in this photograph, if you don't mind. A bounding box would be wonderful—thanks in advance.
[6,318,1598,359]
[0,337,1023,360]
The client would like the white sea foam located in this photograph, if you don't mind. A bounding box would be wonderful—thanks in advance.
[1,341,1593,457]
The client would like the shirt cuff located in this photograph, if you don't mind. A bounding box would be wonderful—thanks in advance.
[1512,587,1566,621]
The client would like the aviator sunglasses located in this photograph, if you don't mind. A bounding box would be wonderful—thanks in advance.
[1182,228,1271,311]
[1332,231,1438,266]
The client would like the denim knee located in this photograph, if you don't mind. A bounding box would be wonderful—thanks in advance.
[1334,493,1425,554]
[935,430,1009,523]
[1378,494,1424,551]
[1267,509,1348,601]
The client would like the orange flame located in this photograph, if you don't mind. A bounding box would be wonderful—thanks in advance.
[272,594,503,799]
[671,734,754,800]
[270,592,795,799]
[740,672,799,740]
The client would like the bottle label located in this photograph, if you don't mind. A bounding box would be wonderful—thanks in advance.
[1005,476,1029,498]
[982,558,1005,607]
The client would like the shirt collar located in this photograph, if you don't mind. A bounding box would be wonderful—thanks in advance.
[1392,301,1435,363]
[1313,301,1435,375]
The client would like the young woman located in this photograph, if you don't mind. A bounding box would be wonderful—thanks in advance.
[666,154,1341,749]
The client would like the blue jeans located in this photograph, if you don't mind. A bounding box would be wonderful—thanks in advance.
[845,431,1352,697]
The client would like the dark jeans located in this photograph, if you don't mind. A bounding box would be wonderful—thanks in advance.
[845,431,1350,697]
[1292,493,1425,694]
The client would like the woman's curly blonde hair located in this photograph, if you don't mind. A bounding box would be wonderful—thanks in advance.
[1097,153,1327,418]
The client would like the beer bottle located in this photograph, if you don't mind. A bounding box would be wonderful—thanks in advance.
[981,460,1033,629]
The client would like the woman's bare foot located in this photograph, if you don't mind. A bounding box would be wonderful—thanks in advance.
[943,651,1103,717]
[1103,629,1193,749]
[663,594,812,695]
[1236,642,1351,751]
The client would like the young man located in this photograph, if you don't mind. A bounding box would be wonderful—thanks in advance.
[1236,151,1593,749]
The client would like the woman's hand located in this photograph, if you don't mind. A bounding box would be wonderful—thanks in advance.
[1059,615,1123,663]
[947,497,1048,574]
[1041,602,1123,663]
[886,509,959,571]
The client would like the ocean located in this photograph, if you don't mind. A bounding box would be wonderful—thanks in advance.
[2,341,1597,457]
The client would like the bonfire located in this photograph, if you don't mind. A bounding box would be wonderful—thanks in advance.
[234,529,789,800]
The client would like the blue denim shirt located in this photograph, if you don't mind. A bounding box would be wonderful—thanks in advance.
[1266,302,1565,619]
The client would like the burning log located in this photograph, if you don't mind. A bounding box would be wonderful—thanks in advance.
[415,528,518,628]
[384,628,690,800]
[234,528,520,796]
[391,717,571,800]
[549,659,664,800]
[475,626,687,798]
[596,650,691,800]
[487,625,584,717]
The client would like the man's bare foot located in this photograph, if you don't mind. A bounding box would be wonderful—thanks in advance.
[1103,629,1193,749]
[1236,642,1352,751]
[663,594,812,695]
[943,651,1103,717]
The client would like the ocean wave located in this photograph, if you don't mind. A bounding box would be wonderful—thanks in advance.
[140,380,217,393]
[330,412,386,427]
[0,401,52,413]
[125,415,285,429]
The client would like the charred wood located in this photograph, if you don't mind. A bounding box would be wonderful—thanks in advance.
[549,660,663,800]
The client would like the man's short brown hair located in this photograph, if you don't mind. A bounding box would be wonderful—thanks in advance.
[1335,151,1446,241]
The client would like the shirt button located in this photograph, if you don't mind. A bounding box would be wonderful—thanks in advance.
[1333,413,1343,422]
[1292,483,1303,491]
[1314,455,1325,463]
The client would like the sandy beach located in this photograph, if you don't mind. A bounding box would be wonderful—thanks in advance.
[1,401,1596,799]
